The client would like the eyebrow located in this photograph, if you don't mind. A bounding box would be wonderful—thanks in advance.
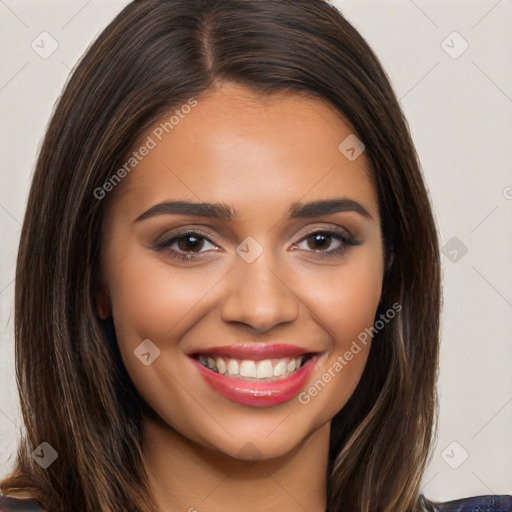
[134,198,373,223]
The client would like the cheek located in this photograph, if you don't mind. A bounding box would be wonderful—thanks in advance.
[293,246,383,420]
[107,248,222,343]
[104,248,230,412]
[106,252,211,423]
[299,244,384,348]
[327,263,382,343]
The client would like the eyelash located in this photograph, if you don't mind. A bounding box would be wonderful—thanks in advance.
[152,228,360,262]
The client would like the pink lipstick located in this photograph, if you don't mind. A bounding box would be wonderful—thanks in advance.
[189,344,319,407]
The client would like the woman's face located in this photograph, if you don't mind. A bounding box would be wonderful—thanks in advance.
[97,82,384,460]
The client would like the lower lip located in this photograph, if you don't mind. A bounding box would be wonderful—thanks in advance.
[191,356,317,407]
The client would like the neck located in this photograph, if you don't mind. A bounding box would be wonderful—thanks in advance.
[141,412,329,512]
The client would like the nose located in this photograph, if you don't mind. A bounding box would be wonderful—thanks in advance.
[220,250,299,332]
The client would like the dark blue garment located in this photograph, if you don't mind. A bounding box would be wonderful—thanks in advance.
[0,495,45,511]
[1,492,512,511]
[428,494,512,512]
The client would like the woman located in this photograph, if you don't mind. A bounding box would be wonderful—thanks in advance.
[1,0,510,511]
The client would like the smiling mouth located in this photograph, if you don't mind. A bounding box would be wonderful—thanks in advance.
[189,344,321,407]
[193,354,314,382]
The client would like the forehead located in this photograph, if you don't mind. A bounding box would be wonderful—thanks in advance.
[108,82,379,222]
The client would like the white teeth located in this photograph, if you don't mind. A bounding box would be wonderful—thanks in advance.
[197,354,309,379]
[273,361,286,376]
[216,357,227,374]
[256,360,273,379]
[239,360,257,378]
[227,359,239,376]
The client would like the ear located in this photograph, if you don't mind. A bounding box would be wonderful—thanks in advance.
[94,273,112,320]
[379,249,395,305]
[385,249,395,275]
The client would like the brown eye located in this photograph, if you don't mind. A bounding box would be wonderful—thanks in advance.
[305,232,336,251]
[176,234,206,252]
[153,230,218,262]
[295,229,360,259]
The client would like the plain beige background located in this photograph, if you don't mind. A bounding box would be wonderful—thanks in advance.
[1,0,511,502]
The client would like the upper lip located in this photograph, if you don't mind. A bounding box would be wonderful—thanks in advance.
[188,343,316,360]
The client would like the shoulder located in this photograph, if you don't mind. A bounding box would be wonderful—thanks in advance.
[427,494,512,512]
[0,490,46,511]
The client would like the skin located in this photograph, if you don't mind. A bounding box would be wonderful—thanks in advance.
[96,81,384,512]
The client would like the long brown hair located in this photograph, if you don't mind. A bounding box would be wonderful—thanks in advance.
[1,1,440,510]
